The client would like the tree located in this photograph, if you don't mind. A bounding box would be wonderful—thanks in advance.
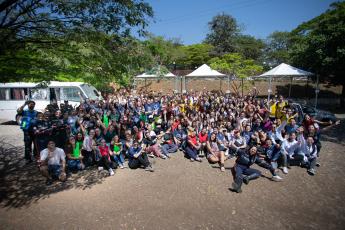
[209,53,263,95]
[234,35,265,60]
[176,43,213,69]
[0,0,154,88]
[263,31,291,67]
[289,1,345,104]
[205,13,240,55]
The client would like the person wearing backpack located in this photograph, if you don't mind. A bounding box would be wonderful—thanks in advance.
[17,100,38,164]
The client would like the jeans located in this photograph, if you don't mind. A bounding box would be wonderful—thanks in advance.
[145,144,162,157]
[185,146,198,160]
[68,160,84,171]
[113,153,125,165]
[128,153,151,169]
[161,143,178,156]
[48,164,62,179]
[234,164,261,188]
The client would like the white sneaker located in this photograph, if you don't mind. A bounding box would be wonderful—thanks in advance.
[283,167,288,174]
[272,175,283,181]
[109,169,115,176]
[98,166,104,171]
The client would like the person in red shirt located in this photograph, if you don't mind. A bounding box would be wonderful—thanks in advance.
[97,139,116,176]
[198,128,208,157]
[185,129,202,162]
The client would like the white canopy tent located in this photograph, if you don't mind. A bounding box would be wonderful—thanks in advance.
[259,63,314,105]
[184,64,229,92]
[134,71,178,91]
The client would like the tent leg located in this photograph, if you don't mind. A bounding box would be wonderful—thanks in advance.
[267,76,272,107]
[227,75,230,93]
[288,77,292,98]
[219,79,221,91]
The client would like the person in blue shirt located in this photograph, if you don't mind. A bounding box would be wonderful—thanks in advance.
[127,141,154,172]
[17,100,38,163]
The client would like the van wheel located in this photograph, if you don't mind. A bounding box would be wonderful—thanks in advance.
[15,115,22,125]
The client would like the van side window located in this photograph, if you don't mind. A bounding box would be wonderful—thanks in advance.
[30,88,48,100]
[61,87,81,101]
[0,88,9,100]
[10,88,26,100]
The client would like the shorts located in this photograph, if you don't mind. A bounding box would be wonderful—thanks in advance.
[48,164,62,179]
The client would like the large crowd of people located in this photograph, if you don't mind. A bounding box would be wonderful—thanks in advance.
[17,88,338,192]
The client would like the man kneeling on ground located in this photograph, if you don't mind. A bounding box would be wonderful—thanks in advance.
[38,140,66,185]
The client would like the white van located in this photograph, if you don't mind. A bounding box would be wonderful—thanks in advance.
[0,81,101,123]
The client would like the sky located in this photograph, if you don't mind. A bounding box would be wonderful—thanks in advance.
[143,0,336,45]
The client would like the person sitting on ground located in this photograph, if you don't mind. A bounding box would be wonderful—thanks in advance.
[110,135,126,169]
[65,136,85,172]
[298,129,319,175]
[230,146,282,193]
[128,140,154,172]
[38,140,67,185]
[173,124,187,149]
[206,132,226,172]
[97,139,116,176]
[161,129,178,158]
[185,128,202,162]
[144,124,166,159]
[198,127,208,157]
[281,132,303,174]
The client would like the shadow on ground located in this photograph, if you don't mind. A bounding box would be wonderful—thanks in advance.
[0,138,107,209]
[321,119,345,146]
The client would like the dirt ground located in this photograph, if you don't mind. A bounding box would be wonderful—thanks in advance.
[0,123,345,230]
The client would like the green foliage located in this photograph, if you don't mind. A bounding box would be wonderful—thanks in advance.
[205,13,240,54]
[234,35,265,60]
[289,1,345,89]
[176,43,213,69]
[263,31,291,66]
[209,53,263,78]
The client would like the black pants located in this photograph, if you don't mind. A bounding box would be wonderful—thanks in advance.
[82,150,95,167]
[24,131,36,160]
[128,153,150,169]
[98,156,117,170]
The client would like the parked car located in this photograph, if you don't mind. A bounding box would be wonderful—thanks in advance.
[290,102,337,124]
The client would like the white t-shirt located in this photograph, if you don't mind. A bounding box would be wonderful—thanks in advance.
[40,147,66,166]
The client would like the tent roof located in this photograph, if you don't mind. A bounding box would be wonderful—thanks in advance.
[135,71,176,78]
[259,63,313,77]
[186,64,226,77]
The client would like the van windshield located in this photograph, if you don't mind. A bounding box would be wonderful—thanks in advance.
[80,84,100,100]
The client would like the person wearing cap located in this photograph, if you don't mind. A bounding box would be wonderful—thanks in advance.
[185,128,202,162]
[230,146,282,193]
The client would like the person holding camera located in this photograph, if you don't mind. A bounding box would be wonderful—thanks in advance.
[17,100,38,163]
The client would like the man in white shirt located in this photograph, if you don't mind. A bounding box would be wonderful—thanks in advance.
[38,140,66,185]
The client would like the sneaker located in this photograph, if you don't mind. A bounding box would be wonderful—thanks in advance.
[272,175,283,181]
[230,182,242,193]
[145,165,155,172]
[316,163,321,167]
[109,169,115,176]
[220,166,226,172]
[98,166,104,171]
[119,164,124,169]
[165,154,171,159]
[198,152,205,157]
[243,177,250,185]
[307,168,316,175]
[148,153,155,158]
[283,167,288,174]
[195,157,202,162]
[190,158,195,162]
[160,155,167,160]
